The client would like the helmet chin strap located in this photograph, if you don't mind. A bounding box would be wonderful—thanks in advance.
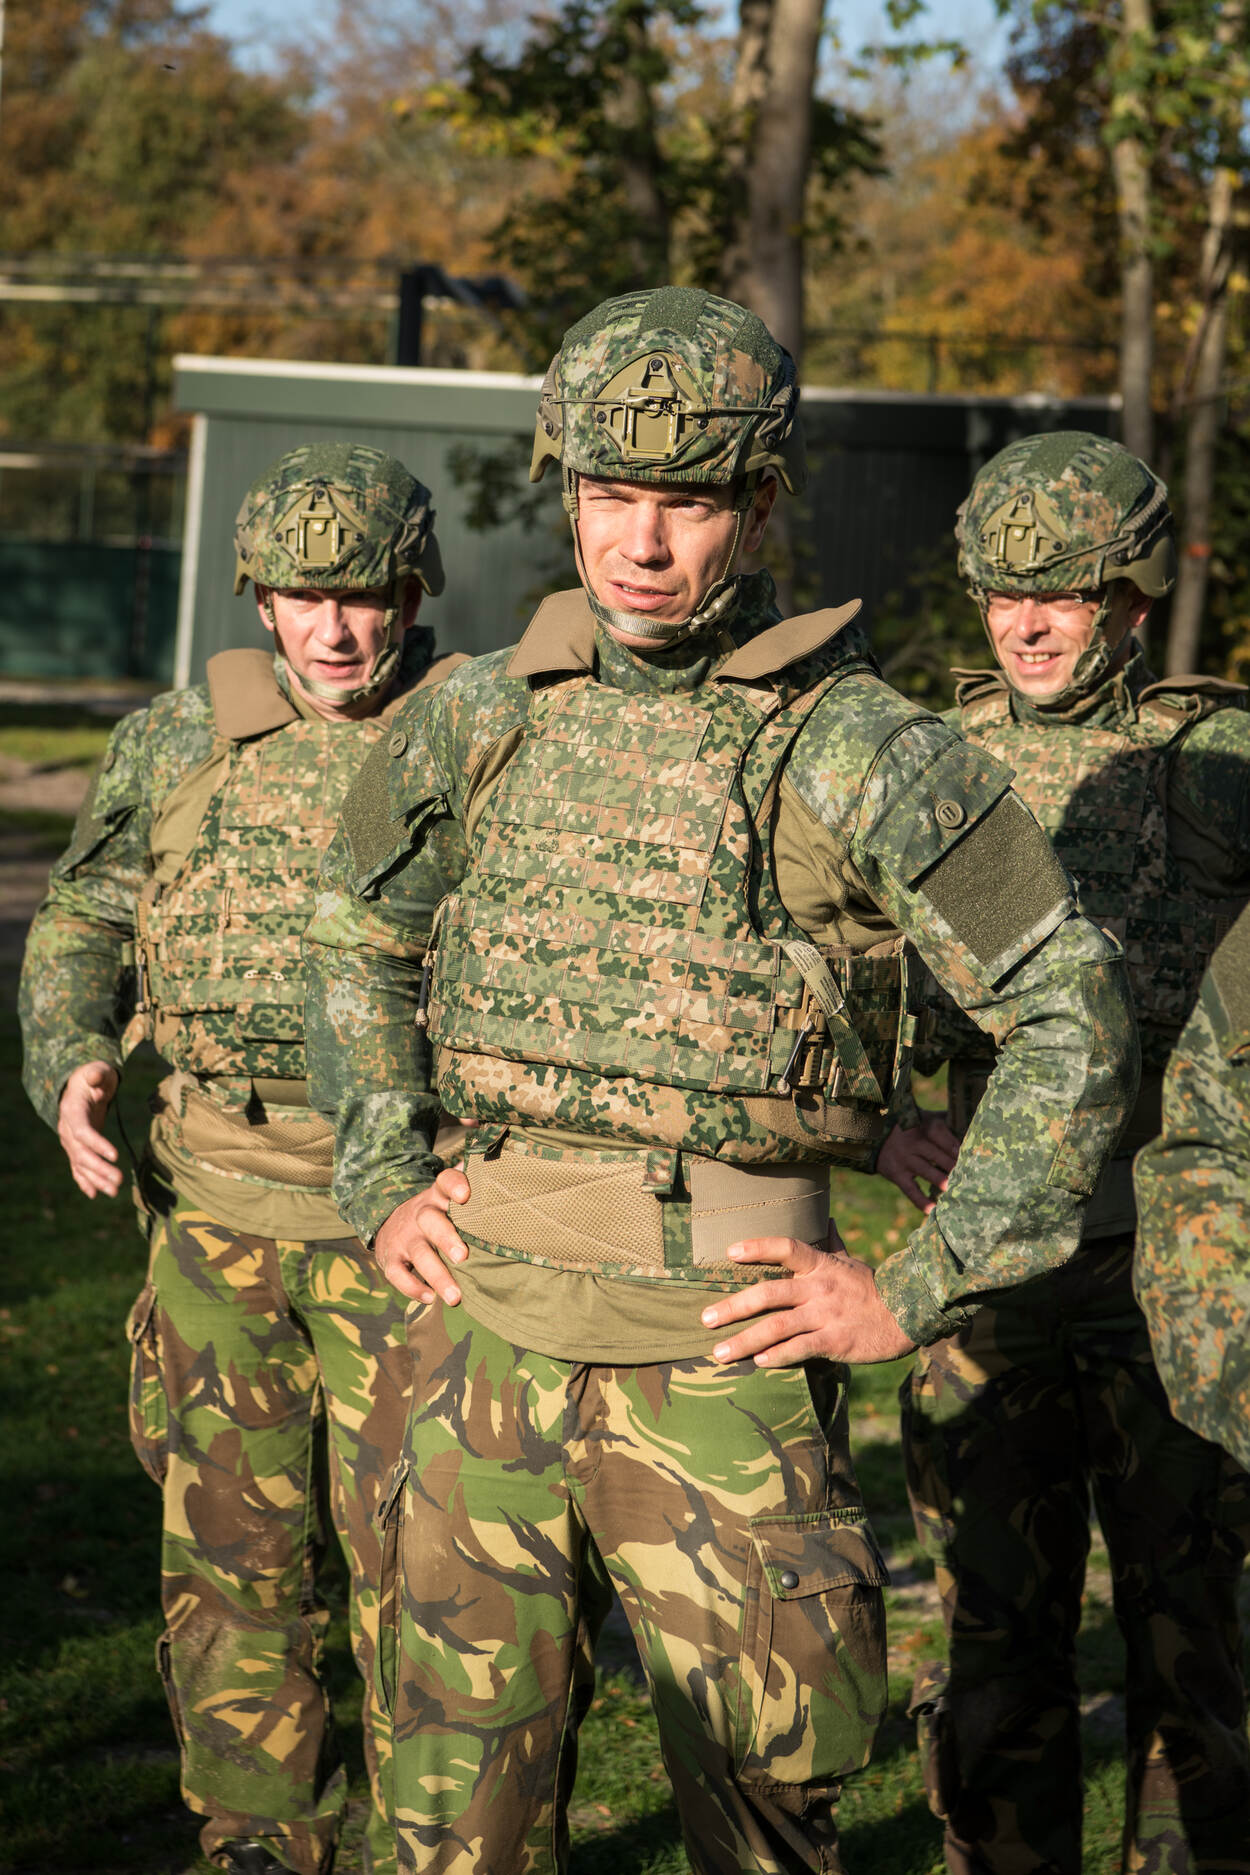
[571,494,750,650]
[266,588,406,707]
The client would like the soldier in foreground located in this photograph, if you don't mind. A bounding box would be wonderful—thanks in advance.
[879,432,1250,1873]
[20,445,461,1875]
[304,289,1137,1875]
[1136,905,1250,1469]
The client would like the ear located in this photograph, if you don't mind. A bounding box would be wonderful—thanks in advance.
[743,476,779,555]
[1124,583,1152,634]
[254,585,276,636]
[399,580,422,634]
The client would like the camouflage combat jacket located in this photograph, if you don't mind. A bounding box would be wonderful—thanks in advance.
[1135,903,1250,1467]
[20,637,460,1238]
[305,573,1139,1350]
[920,648,1250,1236]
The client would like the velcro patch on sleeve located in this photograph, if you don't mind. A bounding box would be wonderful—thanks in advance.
[1209,906,1250,1057]
[917,792,1073,983]
[340,742,424,893]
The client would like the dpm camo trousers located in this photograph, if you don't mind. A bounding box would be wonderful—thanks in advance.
[901,1236,1250,1875]
[126,1200,410,1875]
[379,1304,889,1875]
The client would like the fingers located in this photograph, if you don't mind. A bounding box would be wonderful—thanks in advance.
[373,1176,473,1305]
[702,1274,797,1337]
[895,1172,937,1216]
[57,1063,123,1200]
[430,1165,471,1207]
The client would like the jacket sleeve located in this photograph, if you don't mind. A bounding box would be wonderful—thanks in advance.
[303,686,472,1244]
[787,707,1140,1345]
[19,710,153,1128]
[1133,953,1250,1469]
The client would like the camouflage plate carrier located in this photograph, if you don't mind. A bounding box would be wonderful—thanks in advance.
[955,669,1247,1055]
[426,609,917,1284]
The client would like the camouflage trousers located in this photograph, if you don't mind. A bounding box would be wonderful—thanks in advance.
[126,1198,410,1875]
[901,1236,1250,1875]
[380,1303,889,1875]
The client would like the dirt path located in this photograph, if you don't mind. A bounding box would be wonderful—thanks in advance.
[0,759,90,969]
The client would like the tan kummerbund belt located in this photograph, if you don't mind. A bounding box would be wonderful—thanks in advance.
[453,1138,831,1281]
[153,1072,335,1189]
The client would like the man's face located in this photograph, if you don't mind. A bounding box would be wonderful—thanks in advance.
[984,589,1106,697]
[576,476,776,647]
[984,582,1153,698]
[257,584,417,719]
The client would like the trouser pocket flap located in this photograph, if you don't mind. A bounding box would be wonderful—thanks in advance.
[749,1510,890,1597]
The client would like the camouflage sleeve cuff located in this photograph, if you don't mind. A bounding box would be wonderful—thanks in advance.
[874,1216,978,1346]
[338,1154,446,1247]
[23,1038,125,1133]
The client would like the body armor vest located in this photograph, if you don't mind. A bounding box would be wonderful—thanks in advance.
[143,711,391,1083]
[427,661,913,1168]
[958,674,1246,1065]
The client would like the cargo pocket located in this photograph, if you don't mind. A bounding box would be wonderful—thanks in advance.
[375,1459,409,1720]
[735,1511,888,1788]
[126,1280,169,1486]
[908,1658,958,1821]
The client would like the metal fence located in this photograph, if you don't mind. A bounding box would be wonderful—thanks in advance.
[0,443,185,681]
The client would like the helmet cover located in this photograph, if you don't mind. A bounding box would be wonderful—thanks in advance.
[530,286,806,502]
[956,430,1175,599]
[233,442,445,599]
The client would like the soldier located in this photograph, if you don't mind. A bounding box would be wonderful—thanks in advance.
[303,290,1138,1875]
[879,430,1250,1873]
[1136,904,1250,1470]
[19,444,463,1875]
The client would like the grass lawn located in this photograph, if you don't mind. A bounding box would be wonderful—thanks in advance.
[2,715,1245,1873]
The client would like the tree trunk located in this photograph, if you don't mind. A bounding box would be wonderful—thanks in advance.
[602,0,671,284]
[1165,0,1243,674]
[1108,0,1155,463]
[718,0,826,363]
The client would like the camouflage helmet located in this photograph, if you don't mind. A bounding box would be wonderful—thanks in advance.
[233,443,444,706]
[956,430,1175,599]
[232,442,444,601]
[529,286,806,506]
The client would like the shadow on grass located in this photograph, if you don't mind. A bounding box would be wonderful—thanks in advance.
[572,1802,684,1874]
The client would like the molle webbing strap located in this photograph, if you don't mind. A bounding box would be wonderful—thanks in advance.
[452,1138,828,1280]
[207,648,299,740]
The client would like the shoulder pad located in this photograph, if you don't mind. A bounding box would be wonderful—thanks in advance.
[207,648,297,740]
[1139,674,1248,728]
[508,590,596,680]
[717,602,864,682]
[1208,906,1250,1057]
[340,694,453,896]
[416,650,471,691]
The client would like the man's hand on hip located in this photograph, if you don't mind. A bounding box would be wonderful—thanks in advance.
[374,1166,472,1304]
[58,1060,122,1199]
[701,1229,916,1366]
